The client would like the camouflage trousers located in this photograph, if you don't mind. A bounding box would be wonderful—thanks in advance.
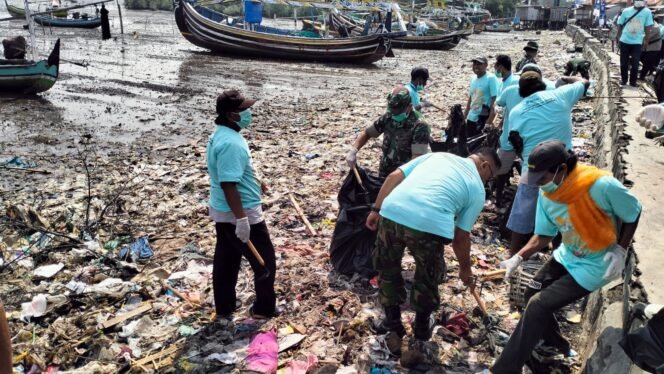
[373,217,450,313]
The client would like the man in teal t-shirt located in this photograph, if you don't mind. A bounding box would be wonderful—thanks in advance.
[505,72,589,254]
[364,149,500,349]
[206,90,278,320]
[616,1,654,86]
[493,64,554,206]
[465,56,500,137]
[489,141,641,374]
[494,54,518,97]
[404,66,431,111]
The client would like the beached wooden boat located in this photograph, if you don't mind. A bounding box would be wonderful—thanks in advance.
[328,13,463,50]
[484,23,512,32]
[174,1,402,64]
[33,14,101,28]
[4,0,67,18]
[0,39,60,95]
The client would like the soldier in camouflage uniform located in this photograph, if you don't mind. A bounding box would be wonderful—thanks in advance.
[515,41,539,72]
[365,150,500,350]
[345,85,431,178]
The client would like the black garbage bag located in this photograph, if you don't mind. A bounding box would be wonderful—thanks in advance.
[620,308,664,373]
[329,166,384,278]
[2,36,27,60]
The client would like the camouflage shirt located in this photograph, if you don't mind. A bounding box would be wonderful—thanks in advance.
[366,111,431,177]
[515,56,537,72]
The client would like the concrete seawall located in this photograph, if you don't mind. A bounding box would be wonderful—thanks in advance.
[565,25,658,373]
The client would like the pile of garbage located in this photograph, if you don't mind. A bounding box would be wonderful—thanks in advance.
[0,31,598,373]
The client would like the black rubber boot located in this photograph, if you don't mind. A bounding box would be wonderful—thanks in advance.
[373,305,406,337]
[413,312,434,341]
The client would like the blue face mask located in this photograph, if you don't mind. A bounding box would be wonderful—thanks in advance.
[416,84,424,92]
[238,109,252,129]
[495,69,503,78]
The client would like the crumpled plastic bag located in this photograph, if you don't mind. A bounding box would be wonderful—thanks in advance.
[279,355,318,374]
[1,156,36,168]
[119,236,153,262]
[245,330,278,374]
[637,104,664,131]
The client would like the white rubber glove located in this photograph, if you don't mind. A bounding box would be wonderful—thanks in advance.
[235,217,250,243]
[645,304,664,319]
[421,100,433,108]
[346,146,358,168]
[654,135,664,146]
[500,254,523,279]
[602,245,627,280]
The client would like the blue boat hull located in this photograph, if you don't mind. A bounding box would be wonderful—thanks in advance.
[34,15,101,28]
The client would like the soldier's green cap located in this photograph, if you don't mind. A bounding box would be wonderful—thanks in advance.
[387,85,411,110]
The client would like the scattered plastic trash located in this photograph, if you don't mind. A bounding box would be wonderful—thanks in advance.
[21,294,48,320]
[32,263,65,278]
[246,330,278,374]
[207,352,239,365]
[1,156,36,168]
[118,236,154,262]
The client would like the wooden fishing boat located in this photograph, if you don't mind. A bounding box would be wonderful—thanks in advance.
[484,23,512,32]
[33,14,101,28]
[174,1,403,64]
[4,0,67,18]
[0,39,60,95]
[328,13,463,50]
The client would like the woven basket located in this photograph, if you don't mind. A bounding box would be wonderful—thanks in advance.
[509,258,547,308]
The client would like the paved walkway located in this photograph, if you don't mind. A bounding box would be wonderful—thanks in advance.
[607,55,664,303]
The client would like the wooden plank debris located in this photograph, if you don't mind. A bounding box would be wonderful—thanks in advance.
[101,302,152,329]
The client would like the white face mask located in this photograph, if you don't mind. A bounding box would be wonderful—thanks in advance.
[634,0,645,7]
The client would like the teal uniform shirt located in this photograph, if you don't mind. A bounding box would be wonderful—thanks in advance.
[206,125,262,212]
[468,73,500,122]
[405,82,422,108]
[496,83,555,151]
[380,153,485,239]
[618,6,654,45]
[510,82,586,174]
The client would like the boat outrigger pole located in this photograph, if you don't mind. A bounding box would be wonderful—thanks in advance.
[23,0,37,60]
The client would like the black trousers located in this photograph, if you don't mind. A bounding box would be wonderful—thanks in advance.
[640,50,660,78]
[466,116,488,138]
[213,221,276,316]
[620,42,643,85]
[491,258,590,373]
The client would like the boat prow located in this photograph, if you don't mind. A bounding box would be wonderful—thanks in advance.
[0,39,60,95]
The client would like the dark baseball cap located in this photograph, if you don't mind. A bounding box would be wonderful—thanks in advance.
[411,66,430,80]
[524,41,539,51]
[216,90,256,114]
[521,140,570,185]
[471,56,488,64]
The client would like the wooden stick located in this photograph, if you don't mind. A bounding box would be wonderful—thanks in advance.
[160,280,199,306]
[352,165,366,191]
[480,269,507,282]
[0,166,51,174]
[288,193,317,236]
[471,288,489,317]
[247,240,265,266]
